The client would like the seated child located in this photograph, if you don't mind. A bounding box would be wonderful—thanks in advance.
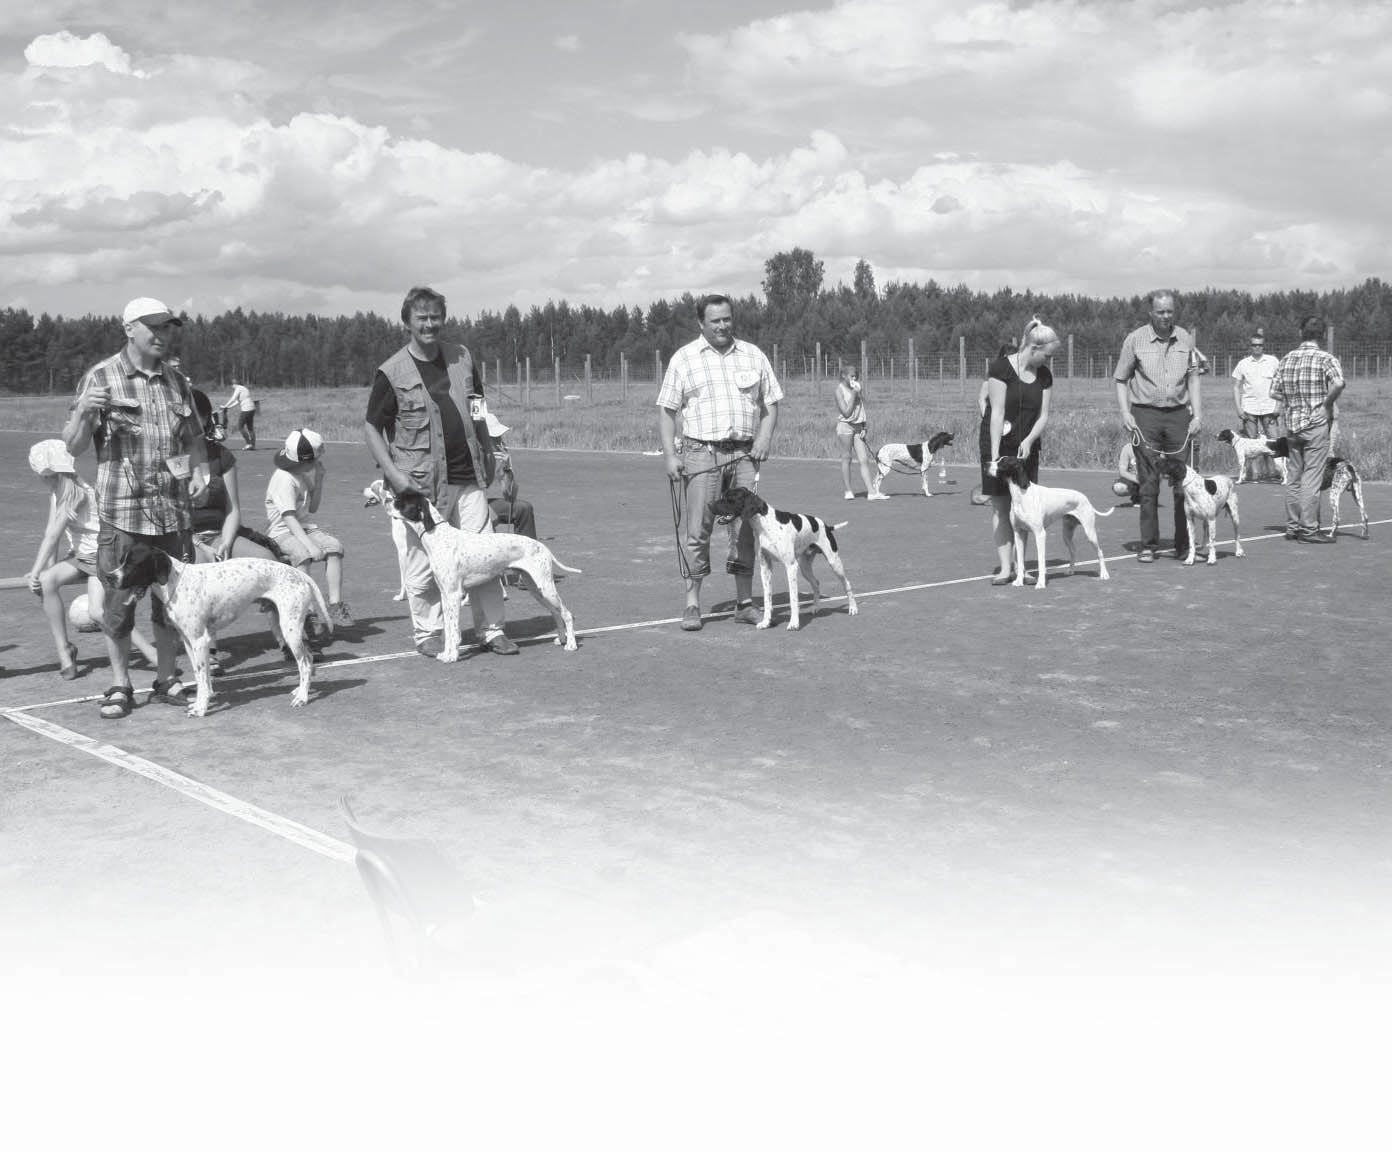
[265,429,353,627]
[1113,440,1140,505]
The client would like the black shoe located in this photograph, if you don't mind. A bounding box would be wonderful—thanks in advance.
[415,635,445,658]
[486,633,520,655]
[1299,533,1331,544]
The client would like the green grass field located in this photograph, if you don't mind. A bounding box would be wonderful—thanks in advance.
[4,371,1388,478]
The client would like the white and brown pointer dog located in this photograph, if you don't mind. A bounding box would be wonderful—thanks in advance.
[1267,437,1370,540]
[994,456,1112,588]
[114,543,332,716]
[387,489,581,659]
[1156,456,1244,565]
[710,486,858,629]
[871,431,956,497]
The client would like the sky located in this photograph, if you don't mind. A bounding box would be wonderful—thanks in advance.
[0,0,1388,322]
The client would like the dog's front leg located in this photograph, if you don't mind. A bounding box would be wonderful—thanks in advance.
[920,465,932,497]
[783,561,803,629]
[437,569,463,662]
[1032,528,1048,588]
[1011,522,1029,587]
[185,630,214,717]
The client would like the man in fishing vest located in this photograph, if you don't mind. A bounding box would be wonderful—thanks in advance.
[363,285,518,657]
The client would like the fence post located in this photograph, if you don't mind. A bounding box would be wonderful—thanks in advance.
[654,349,661,389]
[814,341,821,385]
[958,337,966,383]
[1067,334,1074,380]
[555,356,562,406]
[585,353,592,402]
[860,339,868,387]
[621,353,628,401]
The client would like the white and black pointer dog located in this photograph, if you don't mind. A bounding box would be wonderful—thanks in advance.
[1267,437,1370,540]
[710,486,858,629]
[1215,428,1287,485]
[364,478,409,600]
[872,431,956,497]
[114,543,332,716]
[1156,456,1243,565]
[993,456,1112,588]
[387,489,581,659]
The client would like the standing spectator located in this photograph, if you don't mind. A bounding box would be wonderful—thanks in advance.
[834,366,880,500]
[62,296,207,719]
[1232,329,1281,480]
[657,293,782,632]
[1271,316,1345,543]
[979,318,1062,584]
[264,429,354,624]
[220,376,257,450]
[363,286,517,657]
[1113,290,1205,563]
[26,439,156,680]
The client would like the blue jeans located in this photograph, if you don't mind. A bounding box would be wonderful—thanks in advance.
[1283,421,1331,537]
[679,442,757,580]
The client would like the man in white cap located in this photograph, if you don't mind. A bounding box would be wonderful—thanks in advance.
[363,285,517,657]
[63,296,207,719]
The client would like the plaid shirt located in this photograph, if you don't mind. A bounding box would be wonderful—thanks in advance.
[657,335,782,441]
[1113,323,1201,408]
[73,349,202,533]
[1271,342,1343,433]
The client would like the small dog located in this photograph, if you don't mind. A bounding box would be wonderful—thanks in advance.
[1267,438,1369,540]
[871,431,955,497]
[114,543,332,716]
[710,486,858,629]
[1215,428,1287,485]
[1156,457,1243,565]
[993,457,1112,588]
[364,478,410,600]
[387,489,580,660]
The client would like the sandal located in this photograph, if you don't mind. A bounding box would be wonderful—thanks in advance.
[99,684,134,720]
[149,677,188,704]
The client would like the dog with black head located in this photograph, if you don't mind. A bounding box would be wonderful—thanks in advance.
[1155,456,1243,565]
[113,542,331,716]
[387,489,580,660]
[993,456,1112,587]
[871,431,956,497]
[709,486,857,629]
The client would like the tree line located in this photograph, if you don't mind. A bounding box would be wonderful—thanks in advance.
[3,253,1390,395]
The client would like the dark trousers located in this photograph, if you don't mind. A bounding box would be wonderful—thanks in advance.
[238,410,256,448]
[1131,405,1191,551]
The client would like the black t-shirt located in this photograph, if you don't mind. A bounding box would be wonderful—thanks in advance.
[365,352,476,485]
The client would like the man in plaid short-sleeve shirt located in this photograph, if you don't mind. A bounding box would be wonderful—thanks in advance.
[657,294,781,632]
[1271,315,1345,542]
[63,296,207,718]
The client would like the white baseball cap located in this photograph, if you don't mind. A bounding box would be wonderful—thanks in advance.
[274,428,325,470]
[29,439,77,476]
[122,297,182,327]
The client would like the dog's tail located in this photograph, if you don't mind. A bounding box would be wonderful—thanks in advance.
[550,556,584,575]
[832,520,849,530]
[1093,507,1116,518]
[304,572,335,638]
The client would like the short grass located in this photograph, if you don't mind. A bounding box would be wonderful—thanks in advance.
[5,372,1388,479]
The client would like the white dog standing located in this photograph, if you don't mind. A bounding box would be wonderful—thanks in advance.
[1158,456,1244,566]
[994,456,1112,588]
[363,478,409,600]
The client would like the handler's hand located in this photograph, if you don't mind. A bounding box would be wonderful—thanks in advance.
[390,469,428,497]
[664,455,685,482]
[750,437,771,463]
[26,570,42,594]
[1187,417,1202,437]
[987,460,999,478]
[1121,412,1138,434]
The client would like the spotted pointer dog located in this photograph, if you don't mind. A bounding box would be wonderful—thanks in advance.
[1156,456,1243,565]
[114,542,332,716]
[710,486,858,629]
[994,456,1112,588]
[871,431,956,497]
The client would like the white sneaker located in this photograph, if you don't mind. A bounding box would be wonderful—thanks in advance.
[843,491,855,500]
[867,492,891,501]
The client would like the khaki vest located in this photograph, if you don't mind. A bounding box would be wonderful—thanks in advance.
[377,342,495,502]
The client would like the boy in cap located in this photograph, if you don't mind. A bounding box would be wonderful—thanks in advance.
[265,428,353,626]
[63,295,207,719]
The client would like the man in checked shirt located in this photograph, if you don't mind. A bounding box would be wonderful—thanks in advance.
[1271,315,1345,543]
[658,294,781,632]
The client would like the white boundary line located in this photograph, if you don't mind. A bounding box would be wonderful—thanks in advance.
[3,709,354,862]
[5,518,1387,858]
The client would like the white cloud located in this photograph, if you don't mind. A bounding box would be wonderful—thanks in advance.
[24,30,144,76]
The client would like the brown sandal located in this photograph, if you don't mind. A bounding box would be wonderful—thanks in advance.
[99,684,134,719]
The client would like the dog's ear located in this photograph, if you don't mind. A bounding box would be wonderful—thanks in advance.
[154,548,172,583]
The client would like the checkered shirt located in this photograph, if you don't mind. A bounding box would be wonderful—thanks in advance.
[1271,342,1343,433]
[656,335,783,441]
[1113,323,1201,408]
[73,349,201,533]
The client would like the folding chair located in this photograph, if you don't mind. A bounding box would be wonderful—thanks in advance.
[338,796,474,978]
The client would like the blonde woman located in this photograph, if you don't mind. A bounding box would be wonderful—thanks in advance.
[834,366,881,500]
[979,319,1063,584]
[26,440,155,679]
